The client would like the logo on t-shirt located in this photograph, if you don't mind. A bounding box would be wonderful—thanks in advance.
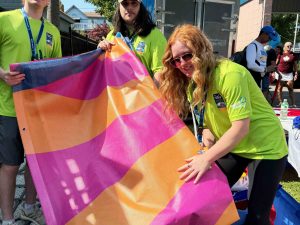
[46,32,53,46]
[213,93,226,111]
[136,41,145,53]
[283,55,290,62]
[231,96,247,109]
[260,50,267,62]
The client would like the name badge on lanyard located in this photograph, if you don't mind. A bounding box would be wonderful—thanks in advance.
[21,8,44,61]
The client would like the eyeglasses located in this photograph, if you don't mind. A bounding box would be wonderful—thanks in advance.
[170,53,193,68]
[121,1,140,8]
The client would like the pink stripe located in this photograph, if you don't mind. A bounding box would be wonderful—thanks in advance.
[35,52,149,100]
[151,164,234,225]
[27,100,185,225]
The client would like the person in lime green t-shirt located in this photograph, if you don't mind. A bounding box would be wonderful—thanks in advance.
[0,1,61,224]
[158,24,287,225]
[98,0,166,82]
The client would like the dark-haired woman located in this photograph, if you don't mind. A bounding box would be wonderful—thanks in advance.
[98,0,167,79]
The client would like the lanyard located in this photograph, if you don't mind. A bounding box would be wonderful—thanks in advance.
[189,81,207,143]
[193,94,206,128]
[21,8,44,60]
[115,32,135,51]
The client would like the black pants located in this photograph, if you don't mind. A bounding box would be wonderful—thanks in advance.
[250,70,262,88]
[216,153,287,225]
[0,115,24,165]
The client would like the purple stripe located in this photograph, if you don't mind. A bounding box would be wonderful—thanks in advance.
[34,52,149,100]
[27,100,185,225]
[12,50,102,92]
[151,164,234,225]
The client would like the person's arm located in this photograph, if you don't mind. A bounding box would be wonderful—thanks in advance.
[153,71,161,88]
[293,60,298,81]
[97,30,115,51]
[275,56,280,65]
[202,128,215,148]
[246,43,265,72]
[178,118,250,183]
[0,67,25,86]
[97,39,115,51]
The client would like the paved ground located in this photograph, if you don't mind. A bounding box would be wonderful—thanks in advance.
[268,83,300,107]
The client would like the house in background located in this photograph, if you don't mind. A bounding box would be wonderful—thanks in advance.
[65,5,106,31]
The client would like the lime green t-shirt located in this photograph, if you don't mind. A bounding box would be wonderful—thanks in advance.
[202,60,288,160]
[0,9,62,117]
[106,27,167,77]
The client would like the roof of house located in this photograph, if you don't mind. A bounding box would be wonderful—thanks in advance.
[66,5,104,19]
[84,12,103,18]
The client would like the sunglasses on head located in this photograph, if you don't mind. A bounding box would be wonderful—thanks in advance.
[121,0,140,7]
[169,53,193,68]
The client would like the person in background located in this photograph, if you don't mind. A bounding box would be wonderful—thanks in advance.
[262,45,277,100]
[246,25,278,87]
[275,45,283,56]
[158,24,287,225]
[98,0,167,82]
[0,0,62,224]
[276,41,298,107]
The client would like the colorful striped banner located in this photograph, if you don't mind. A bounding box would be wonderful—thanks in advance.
[12,38,239,225]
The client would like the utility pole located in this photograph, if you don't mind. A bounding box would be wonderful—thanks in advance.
[47,0,60,29]
[293,14,298,51]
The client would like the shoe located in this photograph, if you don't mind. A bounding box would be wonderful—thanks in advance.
[16,202,45,225]
[291,104,297,108]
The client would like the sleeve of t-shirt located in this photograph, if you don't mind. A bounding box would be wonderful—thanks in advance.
[150,29,167,73]
[52,29,62,58]
[0,15,3,45]
[106,30,114,42]
[220,67,252,122]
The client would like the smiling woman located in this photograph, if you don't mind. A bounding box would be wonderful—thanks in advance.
[159,24,289,225]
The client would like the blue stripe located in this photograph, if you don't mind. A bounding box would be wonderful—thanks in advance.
[13,49,103,92]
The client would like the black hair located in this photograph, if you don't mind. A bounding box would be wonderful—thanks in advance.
[112,2,156,37]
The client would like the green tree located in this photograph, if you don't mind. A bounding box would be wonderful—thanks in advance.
[271,14,299,44]
[85,0,117,21]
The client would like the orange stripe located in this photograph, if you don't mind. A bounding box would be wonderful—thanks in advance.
[215,201,239,225]
[66,127,200,225]
[14,76,158,154]
[105,38,132,60]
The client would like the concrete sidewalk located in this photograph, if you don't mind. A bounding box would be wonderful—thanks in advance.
[268,84,300,107]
